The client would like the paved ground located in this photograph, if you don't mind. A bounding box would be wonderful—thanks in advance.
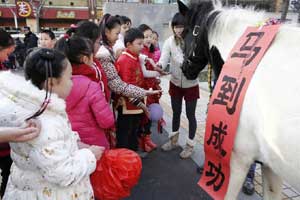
[125,129,212,200]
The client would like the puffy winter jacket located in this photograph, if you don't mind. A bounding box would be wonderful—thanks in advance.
[66,75,114,149]
[158,35,198,88]
[0,72,96,200]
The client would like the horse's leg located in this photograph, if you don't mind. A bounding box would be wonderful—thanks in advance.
[261,165,283,200]
[224,150,251,200]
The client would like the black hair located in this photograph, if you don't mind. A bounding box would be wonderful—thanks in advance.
[74,21,100,44]
[54,36,93,65]
[138,24,155,53]
[171,12,185,28]
[25,48,66,89]
[124,28,144,47]
[23,26,30,31]
[138,24,152,33]
[41,29,55,40]
[171,13,185,47]
[153,31,159,38]
[99,13,121,46]
[24,48,67,120]
[65,27,76,38]
[0,29,15,50]
[117,15,131,25]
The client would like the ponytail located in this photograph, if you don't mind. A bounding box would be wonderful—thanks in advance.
[55,36,93,64]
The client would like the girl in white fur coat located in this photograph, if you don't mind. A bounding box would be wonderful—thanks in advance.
[0,48,104,200]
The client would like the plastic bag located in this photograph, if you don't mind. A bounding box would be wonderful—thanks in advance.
[91,148,142,200]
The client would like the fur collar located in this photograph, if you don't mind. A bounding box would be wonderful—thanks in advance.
[96,45,111,58]
[0,71,66,114]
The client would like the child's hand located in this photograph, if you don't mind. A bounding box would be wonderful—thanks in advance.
[145,90,162,96]
[26,119,41,130]
[89,145,105,160]
[159,71,170,76]
[153,66,164,74]
[0,119,42,143]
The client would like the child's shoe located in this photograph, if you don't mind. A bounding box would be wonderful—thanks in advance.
[143,135,157,152]
[161,131,179,151]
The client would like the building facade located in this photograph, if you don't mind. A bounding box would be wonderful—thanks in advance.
[0,0,282,33]
[0,0,103,32]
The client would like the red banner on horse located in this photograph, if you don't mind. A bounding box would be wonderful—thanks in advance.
[199,24,280,200]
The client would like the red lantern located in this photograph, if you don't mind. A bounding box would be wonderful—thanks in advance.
[91,149,142,200]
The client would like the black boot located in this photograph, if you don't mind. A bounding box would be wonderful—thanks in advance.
[242,177,255,195]
[242,163,256,195]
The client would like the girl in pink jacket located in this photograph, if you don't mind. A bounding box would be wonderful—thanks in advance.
[56,36,115,150]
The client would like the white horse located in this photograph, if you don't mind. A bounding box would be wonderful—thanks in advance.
[178,0,300,199]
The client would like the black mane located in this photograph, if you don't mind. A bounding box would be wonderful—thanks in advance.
[179,0,224,81]
[186,1,215,27]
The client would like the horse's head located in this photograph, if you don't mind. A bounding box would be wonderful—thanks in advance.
[178,0,224,80]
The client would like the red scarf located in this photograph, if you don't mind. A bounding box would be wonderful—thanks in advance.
[72,61,110,102]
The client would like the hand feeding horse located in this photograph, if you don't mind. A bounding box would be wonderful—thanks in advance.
[178,0,300,199]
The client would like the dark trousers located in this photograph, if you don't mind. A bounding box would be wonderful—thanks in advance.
[116,109,142,151]
[139,117,152,136]
[171,96,197,140]
[0,155,12,197]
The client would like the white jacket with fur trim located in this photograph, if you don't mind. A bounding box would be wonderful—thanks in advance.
[0,72,96,200]
[158,35,199,88]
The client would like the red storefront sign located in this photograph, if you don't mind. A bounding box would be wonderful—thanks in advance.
[0,6,88,20]
[15,0,32,18]
[198,24,280,200]
[42,8,88,19]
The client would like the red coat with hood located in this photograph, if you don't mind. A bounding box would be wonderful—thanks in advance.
[72,59,110,102]
[66,75,114,149]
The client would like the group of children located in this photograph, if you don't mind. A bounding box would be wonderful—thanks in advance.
[0,13,166,200]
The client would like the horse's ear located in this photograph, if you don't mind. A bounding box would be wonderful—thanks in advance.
[177,0,189,16]
[212,0,222,9]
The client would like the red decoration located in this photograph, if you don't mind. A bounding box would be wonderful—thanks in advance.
[15,0,32,18]
[91,149,142,200]
[199,24,280,200]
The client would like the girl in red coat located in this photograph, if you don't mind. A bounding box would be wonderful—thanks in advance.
[138,24,163,152]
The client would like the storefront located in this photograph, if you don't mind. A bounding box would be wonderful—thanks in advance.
[0,6,90,32]
[40,7,89,28]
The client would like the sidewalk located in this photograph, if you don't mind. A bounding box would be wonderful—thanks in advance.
[159,75,300,200]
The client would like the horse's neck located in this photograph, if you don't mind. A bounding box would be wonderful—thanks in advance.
[208,7,266,60]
